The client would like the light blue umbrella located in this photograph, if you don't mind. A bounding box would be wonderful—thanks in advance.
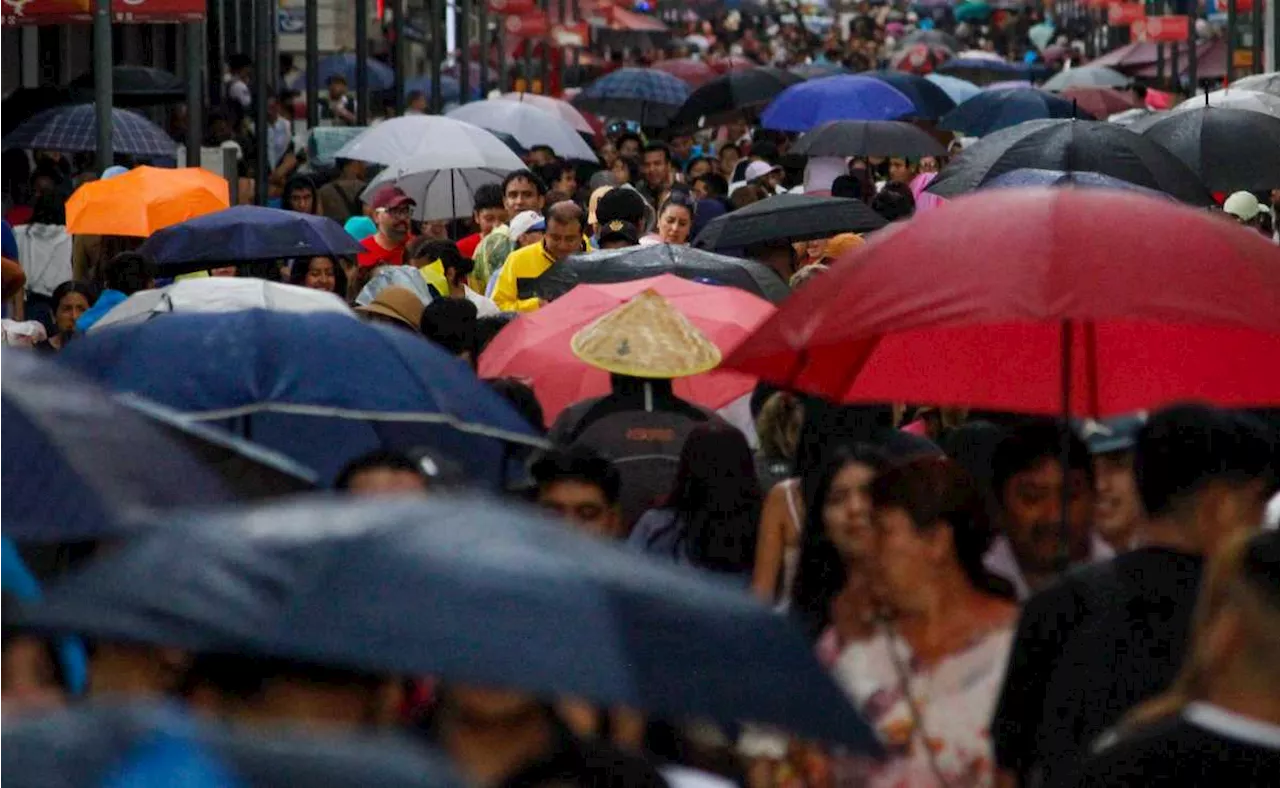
[925,73,982,104]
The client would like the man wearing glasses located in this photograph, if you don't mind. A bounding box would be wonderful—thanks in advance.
[357,186,417,269]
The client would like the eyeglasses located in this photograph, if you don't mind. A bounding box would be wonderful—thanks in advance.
[379,206,413,218]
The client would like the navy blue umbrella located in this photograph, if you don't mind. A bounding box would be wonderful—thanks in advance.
[23,496,881,752]
[1,103,175,158]
[403,74,476,104]
[762,75,915,132]
[4,703,459,788]
[572,68,692,127]
[58,310,546,486]
[938,57,1031,86]
[138,206,365,274]
[860,70,958,120]
[288,53,396,92]
[979,168,1177,200]
[939,87,1089,136]
[3,352,311,543]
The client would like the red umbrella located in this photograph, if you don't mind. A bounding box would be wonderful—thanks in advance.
[708,55,757,75]
[1060,86,1143,118]
[651,59,718,88]
[479,275,775,423]
[723,189,1280,418]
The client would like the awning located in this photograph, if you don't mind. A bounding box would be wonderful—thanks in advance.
[2,0,204,25]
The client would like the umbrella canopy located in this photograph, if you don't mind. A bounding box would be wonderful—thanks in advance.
[762,75,915,132]
[723,189,1280,417]
[89,279,354,333]
[4,703,459,788]
[939,57,1029,86]
[403,74,465,104]
[1,86,74,135]
[333,115,520,167]
[532,243,792,304]
[940,87,1089,136]
[572,68,691,127]
[791,120,947,158]
[924,73,981,104]
[288,53,396,92]
[1230,71,1280,97]
[58,311,545,486]
[1140,107,1280,193]
[1028,21,1056,52]
[446,100,597,161]
[137,206,364,272]
[694,193,887,251]
[1060,86,1143,119]
[23,495,881,751]
[889,44,953,76]
[859,71,957,119]
[978,168,1175,200]
[68,65,185,106]
[360,151,523,222]
[667,68,804,129]
[926,119,1213,205]
[480,275,774,421]
[1107,107,1165,127]
[789,62,852,80]
[650,58,719,87]
[1175,88,1280,118]
[708,55,758,74]
[305,126,367,168]
[499,92,596,135]
[954,1,992,22]
[1042,65,1132,92]
[2,352,308,543]
[2,103,175,158]
[900,28,962,51]
[64,166,231,237]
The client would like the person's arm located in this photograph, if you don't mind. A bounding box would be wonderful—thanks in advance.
[751,483,792,602]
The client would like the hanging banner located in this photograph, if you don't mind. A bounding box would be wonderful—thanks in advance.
[1107,2,1146,25]
[488,0,536,14]
[505,11,549,39]
[1131,15,1190,42]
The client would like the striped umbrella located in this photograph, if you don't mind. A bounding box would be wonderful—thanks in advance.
[2,103,175,158]
[572,68,691,127]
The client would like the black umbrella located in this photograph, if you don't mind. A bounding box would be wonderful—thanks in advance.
[1,87,74,135]
[1140,107,1280,192]
[927,119,1214,205]
[22,496,881,752]
[791,120,947,158]
[694,193,888,251]
[667,67,804,129]
[535,243,792,304]
[69,65,186,107]
[3,703,459,788]
[860,71,957,120]
[899,28,962,52]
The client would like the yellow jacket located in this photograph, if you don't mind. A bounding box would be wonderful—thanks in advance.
[491,241,555,313]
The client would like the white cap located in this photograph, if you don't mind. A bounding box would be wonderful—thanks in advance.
[508,209,545,241]
[744,160,782,183]
[1223,191,1270,222]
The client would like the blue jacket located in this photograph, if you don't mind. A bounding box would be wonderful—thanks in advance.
[75,289,128,333]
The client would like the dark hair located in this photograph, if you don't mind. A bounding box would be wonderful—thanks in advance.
[751,141,779,163]
[612,156,642,184]
[615,131,644,152]
[327,73,347,86]
[502,169,548,197]
[531,446,621,504]
[545,200,585,230]
[643,141,672,163]
[228,53,252,71]
[665,422,762,575]
[181,653,384,702]
[537,160,573,190]
[50,280,97,314]
[408,238,474,281]
[102,251,157,295]
[693,173,729,198]
[658,188,697,218]
[475,313,517,356]
[30,193,65,225]
[595,185,648,228]
[530,144,557,159]
[1134,404,1278,519]
[871,182,916,222]
[991,420,1091,507]
[685,156,713,175]
[718,142,741,158]
[419,298,478,359]
[486,378,546,434]
[287,255,348,297]
[791,443,890,640]
[281,175,319,215]
[333,449,426,491]
[406,89,426,104]
[730,185,769,210]
[472,183,505,213]
[871,456,1015,600]
[831,174,865,201]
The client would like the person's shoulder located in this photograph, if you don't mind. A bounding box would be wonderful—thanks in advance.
[1062,716,1233,787]
[358,234,381,251]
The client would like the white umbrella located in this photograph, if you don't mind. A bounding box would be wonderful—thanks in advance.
[956,49,1007,62]
[498,92,596,135]
[1229,71,1279,97]
[1174,88,1280,118]
[331,115,523,167]
[90,279,353,333]
[447,100,598,162]
[361,153,516,221]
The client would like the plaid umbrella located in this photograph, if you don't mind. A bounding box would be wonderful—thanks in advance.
[572,68,691,127]
[306,126,368,168]
[2,103,176,158]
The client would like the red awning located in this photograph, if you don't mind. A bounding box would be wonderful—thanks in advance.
[2,0,203,25]
[2,0,91,26]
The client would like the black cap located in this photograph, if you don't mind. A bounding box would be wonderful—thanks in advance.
[595,187,649,227]
[598,220,640,246]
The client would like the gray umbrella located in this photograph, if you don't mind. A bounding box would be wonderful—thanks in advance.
[1042,65,1132,92]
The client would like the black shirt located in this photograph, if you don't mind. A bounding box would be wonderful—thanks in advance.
[992,547,1205,787]
[498,722,669,788]
[1053,707,1280,787]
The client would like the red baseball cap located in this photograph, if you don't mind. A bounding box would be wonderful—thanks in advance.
[370,185,416,211]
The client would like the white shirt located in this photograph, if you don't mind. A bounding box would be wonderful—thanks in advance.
[266,117,293,168]
[12,223,72,297]
[983,532,1115,601]
[463,286,500,318]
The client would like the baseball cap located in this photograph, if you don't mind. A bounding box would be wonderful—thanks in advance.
[508,210,546,241]
[354,286,426,331]
[1223,191,1270,222]
[370,185,416,212]
[1076,412,1148,455]
[744,160,783,183]
[598,220,640,246]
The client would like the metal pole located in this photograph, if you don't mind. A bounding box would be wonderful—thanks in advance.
[186,20,204,169]
[1227,0,1237,83]
[306,0,319,128]
[538,0,548,93]
[232,0,243,56]
[1252,0,1264,75]
[393,0,406,114]
[1188,26,1198,92]
[255,0,271,206]
[93,0,113,174]
[497,18,507,93]
[430,0,444,112]
[355,0,370,124]
[478,0,489,98]
[460,0,472,104]
[207,0,224,114]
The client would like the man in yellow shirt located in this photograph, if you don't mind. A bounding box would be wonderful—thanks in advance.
[491,201,586,313]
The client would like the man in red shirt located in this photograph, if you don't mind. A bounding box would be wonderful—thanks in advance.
[357,186,416,268]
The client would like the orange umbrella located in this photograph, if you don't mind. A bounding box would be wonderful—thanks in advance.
[66,167,231,237]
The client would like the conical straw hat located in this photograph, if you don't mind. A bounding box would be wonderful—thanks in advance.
[571,290,722,379]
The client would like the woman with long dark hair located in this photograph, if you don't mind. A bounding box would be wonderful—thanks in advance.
[287,255,348,299]
[628,422,763,577]
[34,281,95,353]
